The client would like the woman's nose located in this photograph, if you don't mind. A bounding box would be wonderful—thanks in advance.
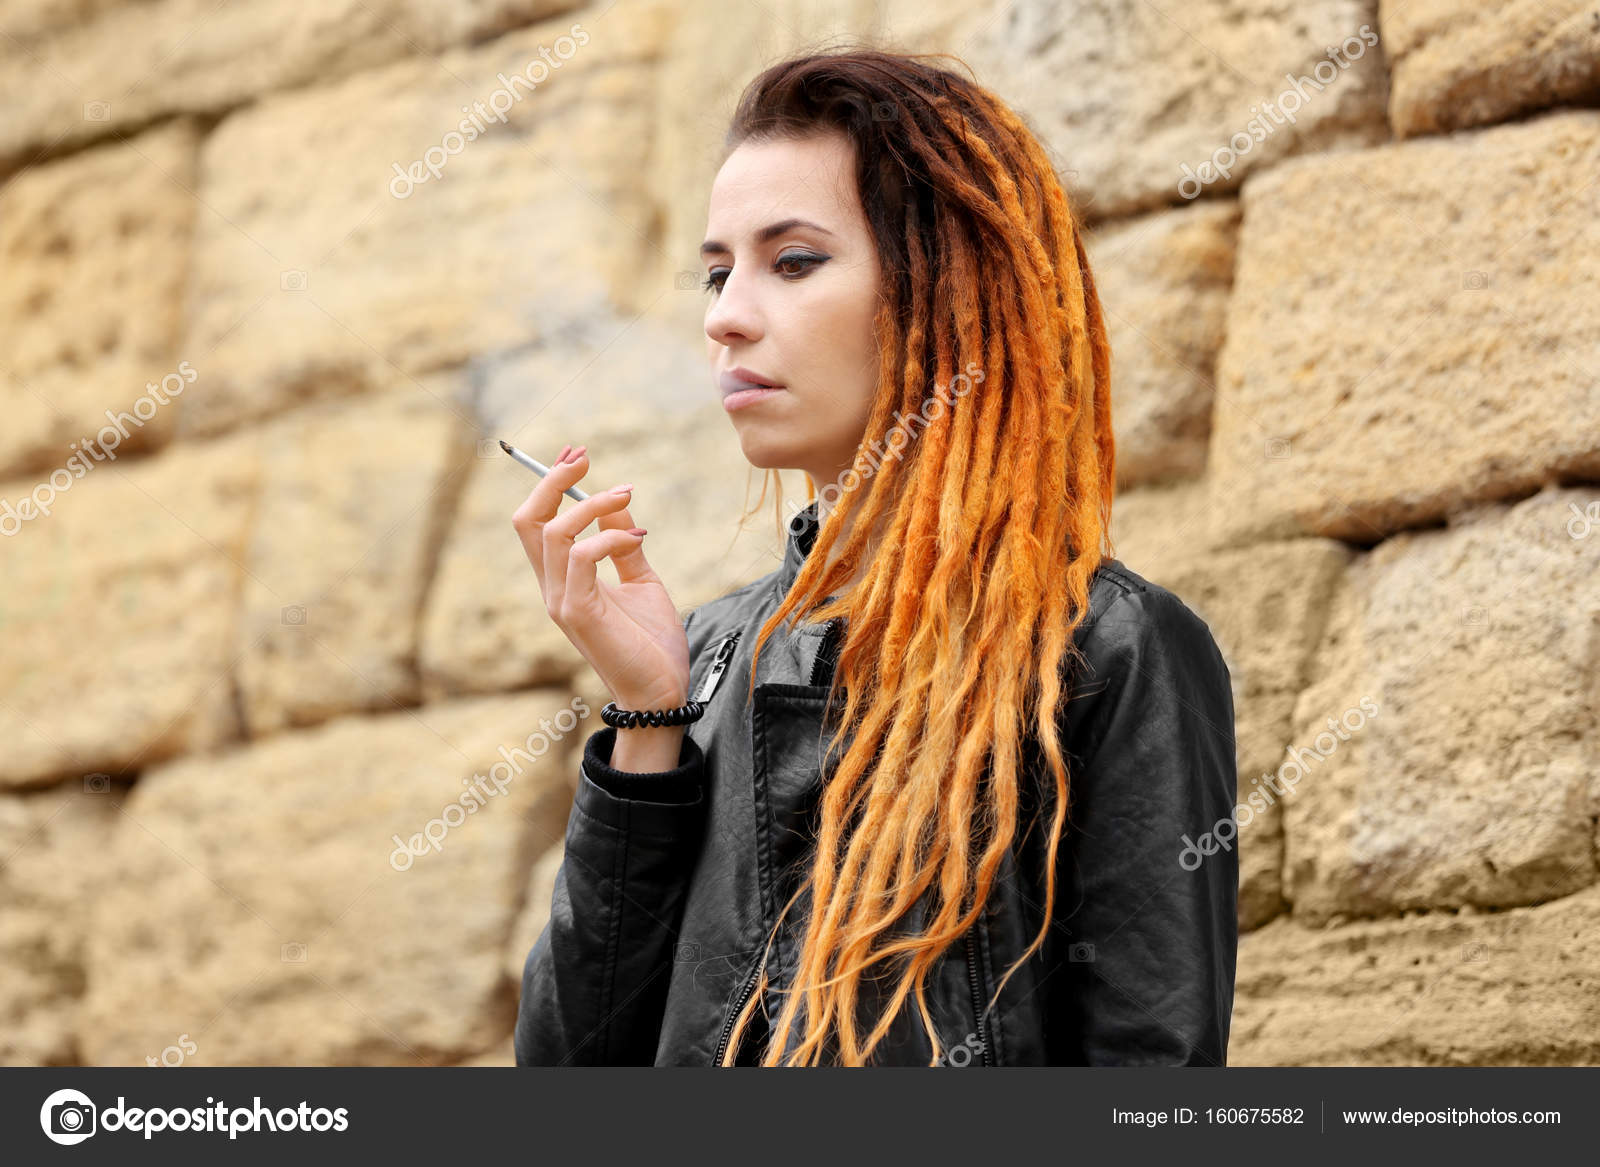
[705,272,763,346]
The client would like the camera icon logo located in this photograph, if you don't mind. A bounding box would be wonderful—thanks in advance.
[1068,941,1096,962]
[83,102,110,122]
[281,605,307,626]
[40,1088,97,1145]
[674,270,701,291]
[280,270,308,292]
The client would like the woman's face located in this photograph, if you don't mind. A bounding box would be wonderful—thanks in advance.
[702,130,883,493]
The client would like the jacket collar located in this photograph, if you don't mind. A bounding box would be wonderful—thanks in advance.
[778,498,824,595]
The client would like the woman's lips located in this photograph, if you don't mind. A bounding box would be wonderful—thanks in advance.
[722,385,786,412]
[718,367,786,412]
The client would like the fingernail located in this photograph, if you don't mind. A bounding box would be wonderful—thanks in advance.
[627,528,647,536]
[556,444,571,464]
[612,483,633,493]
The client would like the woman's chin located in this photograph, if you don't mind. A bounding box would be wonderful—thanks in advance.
[731,431,803,472]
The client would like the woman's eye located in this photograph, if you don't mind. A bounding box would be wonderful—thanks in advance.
[701,253,827,294]
[774,252,825,277]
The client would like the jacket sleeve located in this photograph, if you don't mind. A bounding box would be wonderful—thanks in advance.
[514,619,711,1066]
[1046,585,1238,1066]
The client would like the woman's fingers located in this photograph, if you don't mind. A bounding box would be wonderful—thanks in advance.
[509,445,654,634]
[507,450,688,709]
[510,444,588,592]
[540,482,638,624]
[566,500,652,605]
[564,527,651,623]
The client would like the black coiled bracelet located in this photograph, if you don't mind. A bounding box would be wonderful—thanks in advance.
[600,699,705,729]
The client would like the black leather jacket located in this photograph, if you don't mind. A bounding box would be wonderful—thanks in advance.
[515,501,1238,1066]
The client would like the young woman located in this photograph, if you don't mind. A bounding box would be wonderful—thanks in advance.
[511,48,1238,1067]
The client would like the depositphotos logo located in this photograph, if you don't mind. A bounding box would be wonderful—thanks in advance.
[40,1089,96,1145]
[39,1087,350,1143]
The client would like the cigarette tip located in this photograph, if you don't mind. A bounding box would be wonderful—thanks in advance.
[497,439,514,455]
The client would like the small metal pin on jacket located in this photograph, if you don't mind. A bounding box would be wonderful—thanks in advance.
[694,631,742,703]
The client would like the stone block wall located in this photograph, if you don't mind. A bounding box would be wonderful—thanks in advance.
[2,0,1596,1066]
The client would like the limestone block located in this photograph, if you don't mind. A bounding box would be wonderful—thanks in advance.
[1282,487,1600,924]
[958,0,1390,220]
[177,5,673,438]
[0,780,127,1065]
[1382,0,1600,137]
[0,435,257,787]
[79,691,584,1065]
[0,0,589,164]
[1209,110,1600,545]
[0,121,200,478]
[235,387,476,735]
[1234,884,1600,1065]
[1087,201,1241,487]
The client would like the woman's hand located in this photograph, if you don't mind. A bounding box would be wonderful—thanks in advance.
[511,444,690,711]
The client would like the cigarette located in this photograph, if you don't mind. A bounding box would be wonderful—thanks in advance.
[499,440,590,502]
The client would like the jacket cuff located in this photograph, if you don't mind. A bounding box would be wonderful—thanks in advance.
[577,726,706,822]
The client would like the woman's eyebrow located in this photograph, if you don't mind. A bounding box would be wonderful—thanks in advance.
[700,217,837,256]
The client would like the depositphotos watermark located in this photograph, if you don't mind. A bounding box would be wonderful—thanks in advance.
[39,1088,348,1144]
[388,23,589,198]
[785,360,986,529]
[1567,500,1599,539]
[146,1033,197,1068]
[1177,24,1379,199]
[389,696,591,870]
[1,360,197,536]
[933,1031,986,1067]
[1178,696,1379,871]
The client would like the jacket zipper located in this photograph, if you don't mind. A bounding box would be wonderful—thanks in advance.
[699,614,837,702]
[809,617,844,687]
[702,625,757,1066]
[710,618,844,1066]
[694,630,742,703]
[963,925,995,1066]
[705,618,998,1065]
[717,928,994,1065]
[713,946,766,1066]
